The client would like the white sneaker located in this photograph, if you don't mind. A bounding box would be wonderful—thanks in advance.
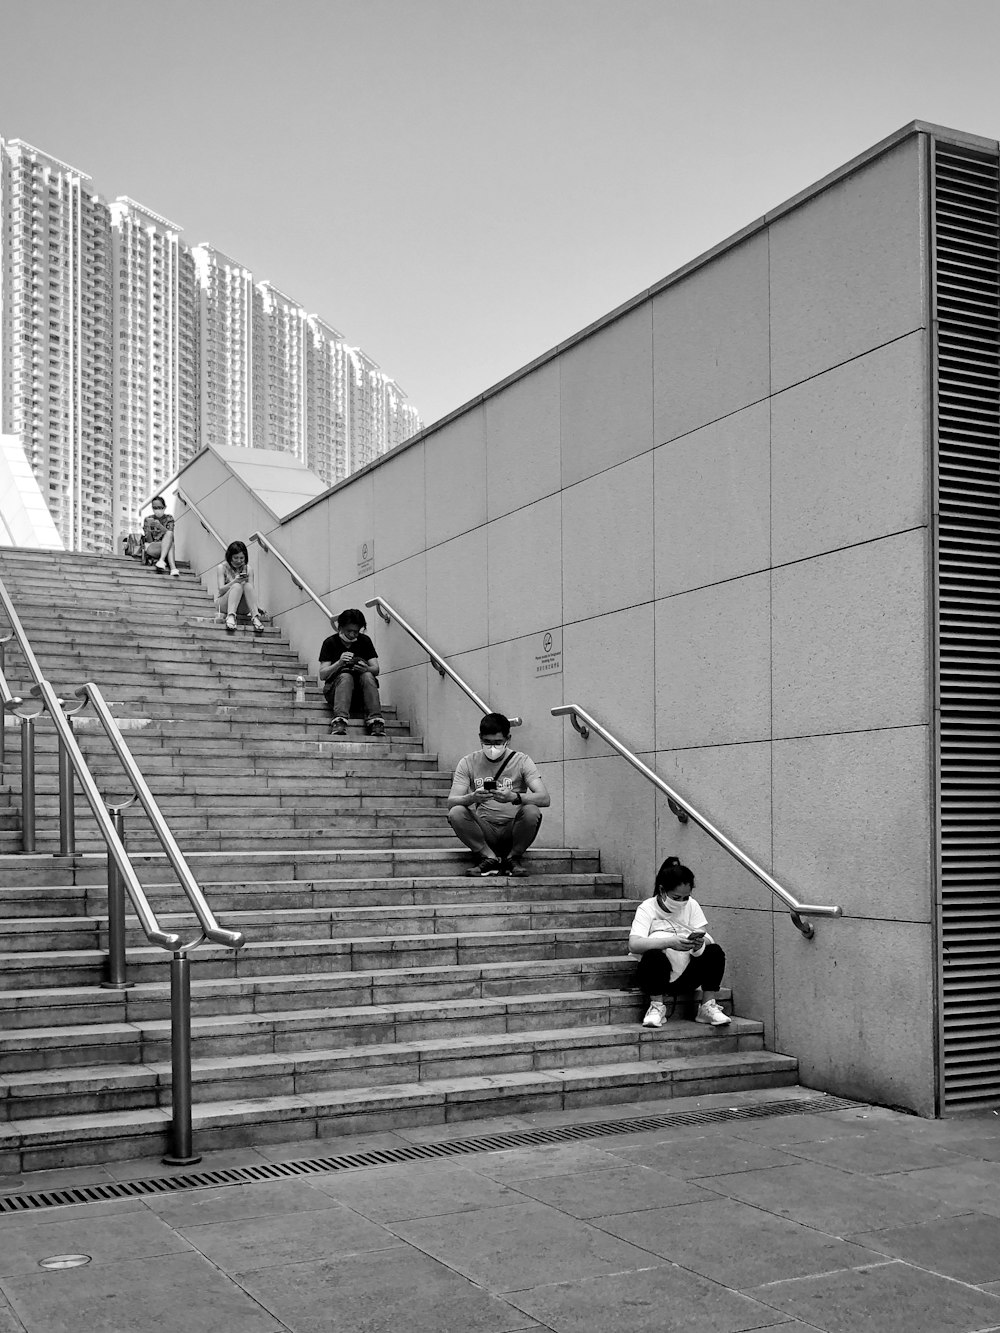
[696,999,730,1027]
[155,559,167,571]
[642,1001,667,1028]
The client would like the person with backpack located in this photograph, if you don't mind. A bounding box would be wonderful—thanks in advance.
[447,712,549,877]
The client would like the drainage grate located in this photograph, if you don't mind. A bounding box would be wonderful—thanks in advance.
[0,1095,864,1214]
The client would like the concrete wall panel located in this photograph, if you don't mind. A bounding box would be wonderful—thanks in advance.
[773,726,933,923]
[772,529,929,738]
[654,399,771,598]
[769,136,925,392]
[372,552,428,672]
[486,494,562,642]
[655,573,772,749]
[652,233,771,444]
[771,332,929,564]
[426,528,489,656]
[563,754,656,898]
[325,471,374,596]
[563,454,654,624]
[486,361,562,520]
[562,603,655,760]
[559,305,654,488]
[425,407,487,547]
[373,438,425,569]
[427,647,491,772]
[773,915,936,1115]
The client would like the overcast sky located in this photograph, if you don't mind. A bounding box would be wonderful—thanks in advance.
[2,0,999,427]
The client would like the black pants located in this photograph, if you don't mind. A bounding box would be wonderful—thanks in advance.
[636,943,726,997]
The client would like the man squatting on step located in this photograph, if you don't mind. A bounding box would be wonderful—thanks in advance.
[629,856,730,1028]
[318,608,386,737]
[447,712,549,877]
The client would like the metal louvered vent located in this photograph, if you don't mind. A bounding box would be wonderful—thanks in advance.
[933,140,1000,1109]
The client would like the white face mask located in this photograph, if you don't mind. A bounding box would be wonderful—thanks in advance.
[482,743,507,761]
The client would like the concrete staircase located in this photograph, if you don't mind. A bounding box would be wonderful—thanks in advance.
[0,547,797,1171]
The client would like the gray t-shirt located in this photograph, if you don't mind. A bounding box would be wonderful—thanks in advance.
[450,749,541,821]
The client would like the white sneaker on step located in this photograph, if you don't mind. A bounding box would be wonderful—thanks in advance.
[696,999,730,1027]
[642,1001,666,1028]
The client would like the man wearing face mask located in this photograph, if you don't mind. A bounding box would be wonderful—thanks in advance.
[447,713,550,877]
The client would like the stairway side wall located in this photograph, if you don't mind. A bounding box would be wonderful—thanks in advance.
[179,129,939,1112]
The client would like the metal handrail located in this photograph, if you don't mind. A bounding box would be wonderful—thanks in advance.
[175,488,227,552]
[0,571,245,1162]
[366,596,522,728]
[551,703,842,937]
[249,531,333,620]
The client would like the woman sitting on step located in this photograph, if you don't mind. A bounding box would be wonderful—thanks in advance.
[215,541,264,634]
[628,856,730,1030]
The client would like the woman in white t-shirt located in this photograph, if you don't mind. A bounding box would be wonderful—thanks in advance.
[628,856,730,1029]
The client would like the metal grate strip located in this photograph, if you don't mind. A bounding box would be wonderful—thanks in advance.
[933,140,1000,1110]
[0,1094,863,1214]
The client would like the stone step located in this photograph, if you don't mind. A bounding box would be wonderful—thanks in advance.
[0,873,626,921]
[0,924,625,989]
[0,898,635,952]
[0,845,602,887]
[0,1049,800,1171]
[0,1015,763,1118]
[0,955,637,1029]
[0,827,457,856]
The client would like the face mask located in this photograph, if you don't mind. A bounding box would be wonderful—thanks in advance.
[482,743,507,761]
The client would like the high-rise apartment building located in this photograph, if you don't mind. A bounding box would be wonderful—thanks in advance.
[0,140,114,551]
[110,198,199,544]
[1,135,421,551]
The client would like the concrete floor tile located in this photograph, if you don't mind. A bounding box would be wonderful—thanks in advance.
[141,1177,343,1227]
[2,1251,285,1333]
[778,1134,970,1176]
[179,1202,400,1271]
[608,1137,800,1178]
[696,1161,967,1232]
[593,1195,881,1287]
[0,1208,191,1277]
[727,1113,891,1145]
[880,1160,1000,1217]
[235,1245,538,1332]
[848,1213,1000,1284]
[389,1199,658,1291]
[0,1291,22,1333]
[0,1165,116,1194]
[309,1161,523,1222]
[505,1263,779,1333]
[507,1163,710,1217]
[469,1142,624,1182]
[745,1258,1000,1333]
[941,1133,1000,1164]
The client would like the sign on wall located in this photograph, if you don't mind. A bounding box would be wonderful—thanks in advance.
[357,539,375,579]
[535,628,562,677]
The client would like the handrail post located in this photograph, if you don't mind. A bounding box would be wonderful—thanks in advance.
[0,638,7,769]
[20,714,35,855]
[163,950,200,1166]
[57,723,76,858]
[102,804,134,990]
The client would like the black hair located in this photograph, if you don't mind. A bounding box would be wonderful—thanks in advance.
[654,856,695,898]
[151,494,166,508]
[335,608,367,632]
[225,540,248,567]
[479,712,511,739]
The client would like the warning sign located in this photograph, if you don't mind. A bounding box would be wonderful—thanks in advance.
[535,628,562,677]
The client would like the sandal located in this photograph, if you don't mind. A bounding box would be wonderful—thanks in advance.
[225,614,237,632]
[251,615,264,634]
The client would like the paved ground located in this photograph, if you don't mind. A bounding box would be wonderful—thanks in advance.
[0,1088,998,1333]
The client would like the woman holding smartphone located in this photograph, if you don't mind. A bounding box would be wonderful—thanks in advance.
[628,855,730,1029]
[215,540,264,633]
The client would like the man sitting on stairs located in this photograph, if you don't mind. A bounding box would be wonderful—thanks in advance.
[318,608,386,738]
[447,712,550,877]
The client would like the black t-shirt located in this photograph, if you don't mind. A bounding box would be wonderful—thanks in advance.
[319,632,377,668]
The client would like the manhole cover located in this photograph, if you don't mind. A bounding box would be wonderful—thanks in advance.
[38,1254,91,1270]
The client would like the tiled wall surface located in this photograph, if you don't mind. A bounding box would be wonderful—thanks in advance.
[180,133,936,1113]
